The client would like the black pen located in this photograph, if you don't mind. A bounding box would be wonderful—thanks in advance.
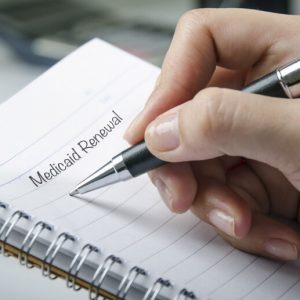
[70,58,300,196]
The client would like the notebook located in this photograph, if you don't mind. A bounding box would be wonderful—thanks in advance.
[0,39,299,300]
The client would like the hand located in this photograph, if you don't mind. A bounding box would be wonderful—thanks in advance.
[124,8,300,261]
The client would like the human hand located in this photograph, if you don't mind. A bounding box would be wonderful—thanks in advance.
[124,9,300,261]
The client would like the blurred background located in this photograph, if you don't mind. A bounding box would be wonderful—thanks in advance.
[0,0,300,103]
[0,0,299,103]
[0,0,299,299]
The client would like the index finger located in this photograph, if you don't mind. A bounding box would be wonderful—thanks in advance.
[124,8,294,144]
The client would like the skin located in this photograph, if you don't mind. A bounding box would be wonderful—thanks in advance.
[124,9,300,261]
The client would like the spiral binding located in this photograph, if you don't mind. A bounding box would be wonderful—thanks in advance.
[142,278,172,300]
[0,203,197,300]
[0,201,9,253]
[41,232,77,280]
[175,289,197,300]
[89,254,123,300]
[67,243,100,291]
[19,221,53,268]
[0,208,30,256]
[117,266,147,299]
[0,202,8,210]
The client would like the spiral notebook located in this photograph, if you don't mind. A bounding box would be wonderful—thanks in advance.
[0,39,299,300]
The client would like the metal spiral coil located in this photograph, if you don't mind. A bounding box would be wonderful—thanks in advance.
[0,202,197,299]
[89,254,122,300]
[19,221,53,268]
[67,243,100,291]
[0,202,8,210]
[142,277,172,300]
[41,232,76,279]
[117,266,147,299]
[175,288,197,300]
[0,210,30,256]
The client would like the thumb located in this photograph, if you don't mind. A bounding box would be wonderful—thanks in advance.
[145,87,300,175]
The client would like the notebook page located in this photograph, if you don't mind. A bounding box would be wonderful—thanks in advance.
[0,39,299,300]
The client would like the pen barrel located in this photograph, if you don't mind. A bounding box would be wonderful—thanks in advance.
[242,70,287,98]
[122,142,166,177]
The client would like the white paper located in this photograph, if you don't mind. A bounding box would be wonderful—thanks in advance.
[0,39,299,300]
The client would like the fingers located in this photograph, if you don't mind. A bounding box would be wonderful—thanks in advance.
[218,213,300,261]
[124,9,293,144]
[207,67,246,89]
[125,67,245,144]
[191,177,252,239]
[190,172,300,261]
[148,157,236,214]
[149,154,300,260]
[247,160,299,219]
[148,162,197,213]
[224,164,270,214]
[144,87,300,180]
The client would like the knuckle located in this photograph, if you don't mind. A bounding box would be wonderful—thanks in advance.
[148,169,162,184]
[177,8,212,31]
[194,87,234,145]
[178,9,200,28]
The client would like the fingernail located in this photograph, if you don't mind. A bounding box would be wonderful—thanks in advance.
[207,209,236,237]
[264,238,298,260]
[123,112,143,141]
[153,178,173,210]
[124,80,161,142]
[144,75,161,108]
[146,112,179,152]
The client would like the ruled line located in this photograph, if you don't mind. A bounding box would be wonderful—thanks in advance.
[162,234,218,275]
[33,192,67,211]
[276,278,300,300]
[185,248,235,284]
[30,184,113,218]
[0,64,136,168]
[208,257,258,296]
[140,221,201,264]
[1,72,152,194]
[7,104,136,204]
[76,182,148,232]
[97,200,161,241]
[117,214,176,253]
[53,186,113,221]
[240,263,284,299]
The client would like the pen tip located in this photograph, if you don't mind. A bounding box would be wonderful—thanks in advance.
[69,189,79,197]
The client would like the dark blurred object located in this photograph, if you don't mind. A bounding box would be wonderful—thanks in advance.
[0,0,173,66]
[199,0,290,13]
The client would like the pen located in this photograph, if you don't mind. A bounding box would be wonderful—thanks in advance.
[70,58,300,196]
